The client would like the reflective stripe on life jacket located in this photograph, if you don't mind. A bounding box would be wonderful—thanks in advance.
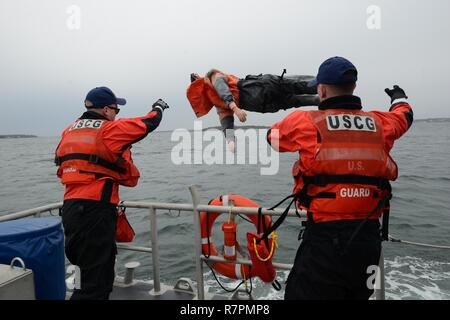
[186,73,240,117]
[294,109,398,223]
[55,118,140,187]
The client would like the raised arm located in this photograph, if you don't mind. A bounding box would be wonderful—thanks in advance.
[267,110,315,152]
[211,72,247,122]
[102,99,170,153]
[371,85,413,150]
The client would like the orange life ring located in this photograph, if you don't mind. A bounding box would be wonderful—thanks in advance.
[200,194,275,281]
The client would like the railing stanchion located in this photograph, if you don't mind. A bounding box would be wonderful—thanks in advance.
[189,185,205,300]
[149,206,161,293]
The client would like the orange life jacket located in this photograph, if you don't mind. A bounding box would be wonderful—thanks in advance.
[186,73,240,117]
[55,118,140,187]
[293,109,397,223]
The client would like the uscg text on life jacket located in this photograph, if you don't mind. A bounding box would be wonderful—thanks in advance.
[69,119,104,131]
[326,114,376,132]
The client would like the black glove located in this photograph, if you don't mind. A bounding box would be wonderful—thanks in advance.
[152,99,170,111]
[385,85,408,103]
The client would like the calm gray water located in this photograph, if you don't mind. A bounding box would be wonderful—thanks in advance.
[1,119,450,299]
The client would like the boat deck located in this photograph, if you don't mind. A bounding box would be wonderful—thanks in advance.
[66,276,232,300]
[111,282,196,300]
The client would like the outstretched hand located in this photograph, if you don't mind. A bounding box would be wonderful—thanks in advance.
[229,102,247,122]
[385,85,408,103]
[234,108,247,123]
[190,73,200,83]
[152,99,170,111]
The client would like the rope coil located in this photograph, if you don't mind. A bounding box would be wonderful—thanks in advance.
[253,232,278,262]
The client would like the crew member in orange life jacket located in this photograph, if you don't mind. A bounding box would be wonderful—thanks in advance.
[55,87,169,300]
[187,69,319,150]
[267,57,413,299]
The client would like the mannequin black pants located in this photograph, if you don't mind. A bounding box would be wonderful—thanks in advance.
[238,74,319,113]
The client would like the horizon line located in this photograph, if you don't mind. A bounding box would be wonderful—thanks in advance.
[1,117,449,137]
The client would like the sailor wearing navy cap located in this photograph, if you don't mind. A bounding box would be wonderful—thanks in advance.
[56,86,170,299]
[267,57,413,300]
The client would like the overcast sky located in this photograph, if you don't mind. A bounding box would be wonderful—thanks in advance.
[1,0,449,136]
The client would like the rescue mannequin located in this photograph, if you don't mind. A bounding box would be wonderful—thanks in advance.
[187,69,319,150]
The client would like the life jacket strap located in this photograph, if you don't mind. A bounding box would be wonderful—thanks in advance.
[260,174,393,245]
[341,192,392,255]
[299,174,391,209]
[302,174,390,189]
[258,193,300,243]
[381,200,391,241]
[55,153,127,174]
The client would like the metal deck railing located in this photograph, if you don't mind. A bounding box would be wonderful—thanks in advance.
[0,185,387,300]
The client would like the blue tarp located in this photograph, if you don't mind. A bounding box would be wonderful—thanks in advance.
[0,217,66,300]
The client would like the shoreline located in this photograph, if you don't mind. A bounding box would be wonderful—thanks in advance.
[0,134,37,139]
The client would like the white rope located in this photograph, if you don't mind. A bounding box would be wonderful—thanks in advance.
[389,235,450,249]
